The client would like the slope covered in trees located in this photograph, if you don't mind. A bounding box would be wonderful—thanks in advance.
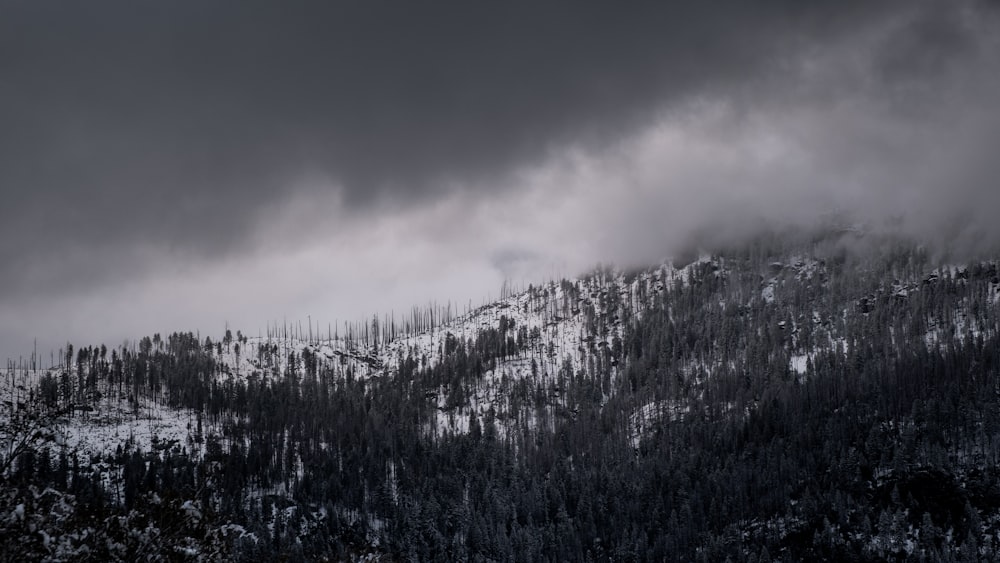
[3,231,1000,561]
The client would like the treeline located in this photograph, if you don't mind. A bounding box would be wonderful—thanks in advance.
[3,235,1000,560]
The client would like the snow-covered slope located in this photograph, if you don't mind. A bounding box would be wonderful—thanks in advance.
[203,256,719,439]
[6,239,1000,561]
[9,247,1000,461]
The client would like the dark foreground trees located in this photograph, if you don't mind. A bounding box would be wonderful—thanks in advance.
[4,237,1000,561]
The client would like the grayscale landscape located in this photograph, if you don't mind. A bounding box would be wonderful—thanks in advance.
[2,1,1000,560]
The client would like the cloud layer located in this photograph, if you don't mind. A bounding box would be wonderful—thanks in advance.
[2,0,999,360]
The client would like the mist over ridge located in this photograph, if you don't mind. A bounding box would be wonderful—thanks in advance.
[2,0,999,361]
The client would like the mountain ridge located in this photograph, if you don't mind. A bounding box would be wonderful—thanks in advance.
[3,232,1000,560]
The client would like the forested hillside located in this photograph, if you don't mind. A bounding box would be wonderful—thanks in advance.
[3,231,1000,561]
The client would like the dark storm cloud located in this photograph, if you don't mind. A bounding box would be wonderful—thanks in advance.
[1,0,925,294]
[3,0,1000,365]
[877,3,977,82]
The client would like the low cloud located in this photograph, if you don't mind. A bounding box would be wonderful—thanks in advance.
[2,0,999,360]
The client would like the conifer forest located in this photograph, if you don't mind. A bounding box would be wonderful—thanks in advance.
[5,3,1000,560]
[4,232,1000,561]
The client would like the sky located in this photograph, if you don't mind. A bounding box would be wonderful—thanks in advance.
[2,0,1000,362]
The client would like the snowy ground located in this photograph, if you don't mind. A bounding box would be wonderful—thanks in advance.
[58,396,201,460]
[9,254,996,456]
